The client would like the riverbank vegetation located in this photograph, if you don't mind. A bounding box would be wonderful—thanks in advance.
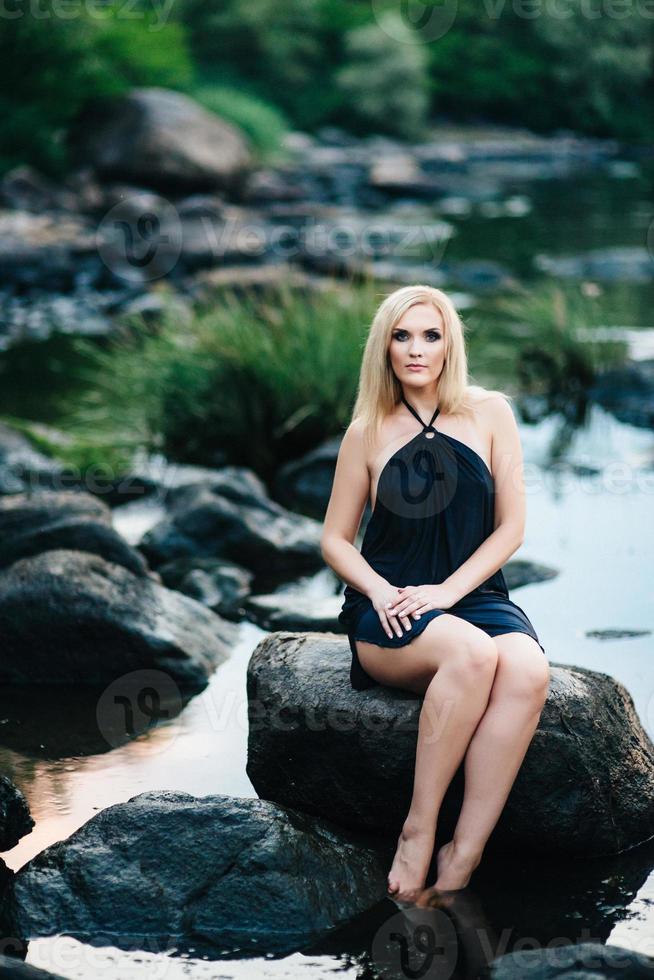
[0,278,629,483]
[3,0,654,177]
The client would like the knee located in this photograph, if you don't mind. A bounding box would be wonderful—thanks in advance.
[449,634,498,684]
[504,657,550,706]
[527,659,551,704]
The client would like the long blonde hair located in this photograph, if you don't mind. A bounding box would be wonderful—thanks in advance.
[351,284,508,450]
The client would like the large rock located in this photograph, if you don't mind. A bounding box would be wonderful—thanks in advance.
[246,632,654,855]
[140,469,324,580]
[0,550,237,688]
[68,88,252,192]
[485,942,654,979]
[0,491,150,577]
[0,776,33,852]
[5,791,386,957]
[157,555,252,619]
[243,590,343,631]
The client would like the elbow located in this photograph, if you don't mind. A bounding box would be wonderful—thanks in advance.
[499,522,524,550]
[320,534,333,563]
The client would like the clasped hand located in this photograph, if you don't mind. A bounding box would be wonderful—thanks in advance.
[370,582,457,639]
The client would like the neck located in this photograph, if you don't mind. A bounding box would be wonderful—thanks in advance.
[401,385,440,415]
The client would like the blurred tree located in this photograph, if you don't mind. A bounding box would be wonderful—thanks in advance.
[178,0,346,128]
[532,5,654,139]
[333,11,431,139]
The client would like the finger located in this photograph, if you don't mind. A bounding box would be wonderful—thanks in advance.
[386,609,404,638]
[389,594,423,617]
[377,609,394,639]
[411,600,432,616]
[381,604,401,638]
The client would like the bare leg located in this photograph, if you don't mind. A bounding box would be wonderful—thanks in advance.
[388,621,497,900]
[434,633,550,891]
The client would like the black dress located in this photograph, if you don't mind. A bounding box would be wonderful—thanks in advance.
[338,393,546,690]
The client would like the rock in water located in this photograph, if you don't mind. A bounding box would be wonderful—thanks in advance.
[246,631,654,855]
[6,791,386,956]
[0,491,150,577]
[0,776,34,851]
[0,550,237,688]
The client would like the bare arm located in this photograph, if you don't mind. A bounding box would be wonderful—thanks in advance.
[442,394,526,603]
[320,419,387,598]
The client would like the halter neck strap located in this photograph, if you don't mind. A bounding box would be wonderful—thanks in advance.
[400,393,440,433]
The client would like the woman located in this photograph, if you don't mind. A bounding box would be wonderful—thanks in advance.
[320,284,549,903]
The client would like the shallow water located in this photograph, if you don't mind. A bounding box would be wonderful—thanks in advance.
[2,157,654,975]
[1,402,653,976]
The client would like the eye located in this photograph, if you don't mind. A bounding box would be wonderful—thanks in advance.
[392,330,441,341]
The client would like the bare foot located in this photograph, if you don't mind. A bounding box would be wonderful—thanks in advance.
[387,823,436,902]
[433,840,482,891]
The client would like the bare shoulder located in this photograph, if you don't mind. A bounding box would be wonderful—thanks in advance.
[338,416,369,465]
[466,386,515,431]
[341,416,366,448]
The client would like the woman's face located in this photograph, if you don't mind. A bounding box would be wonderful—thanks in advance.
[388,304,446,389]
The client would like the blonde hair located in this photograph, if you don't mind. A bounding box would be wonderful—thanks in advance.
[351,284,509,450]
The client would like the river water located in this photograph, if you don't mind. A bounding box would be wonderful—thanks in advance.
[1,156,654,977]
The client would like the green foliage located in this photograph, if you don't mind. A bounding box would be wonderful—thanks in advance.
[469,282,629,399]
[531,6,654,139]
[333,11,431,139]
[178,0,343,129]
[191,84,289,160]
[59,280,377,481]
[0,1,193,176]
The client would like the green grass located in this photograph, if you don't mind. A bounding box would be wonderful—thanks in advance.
[466,280,630,398]
[190,83,290,162]
[5,278,632,485]
[57,277,378,483]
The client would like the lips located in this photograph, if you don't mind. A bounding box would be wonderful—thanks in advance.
[407,364,425,370]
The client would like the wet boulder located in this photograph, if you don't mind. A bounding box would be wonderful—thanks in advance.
[0,776,34,852]
[140,470,324,578]
[6,791,386,957]
[246,631,654,856]
[0,491,149,577]
[157,555,253,619]
[0,550,237,688]
[486,942,654,979]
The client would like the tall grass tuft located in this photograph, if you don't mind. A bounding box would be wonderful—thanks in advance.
[61,278,381,482]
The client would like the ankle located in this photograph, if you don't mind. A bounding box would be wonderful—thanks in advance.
[401,816,437,840]
[450,838,484,866]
